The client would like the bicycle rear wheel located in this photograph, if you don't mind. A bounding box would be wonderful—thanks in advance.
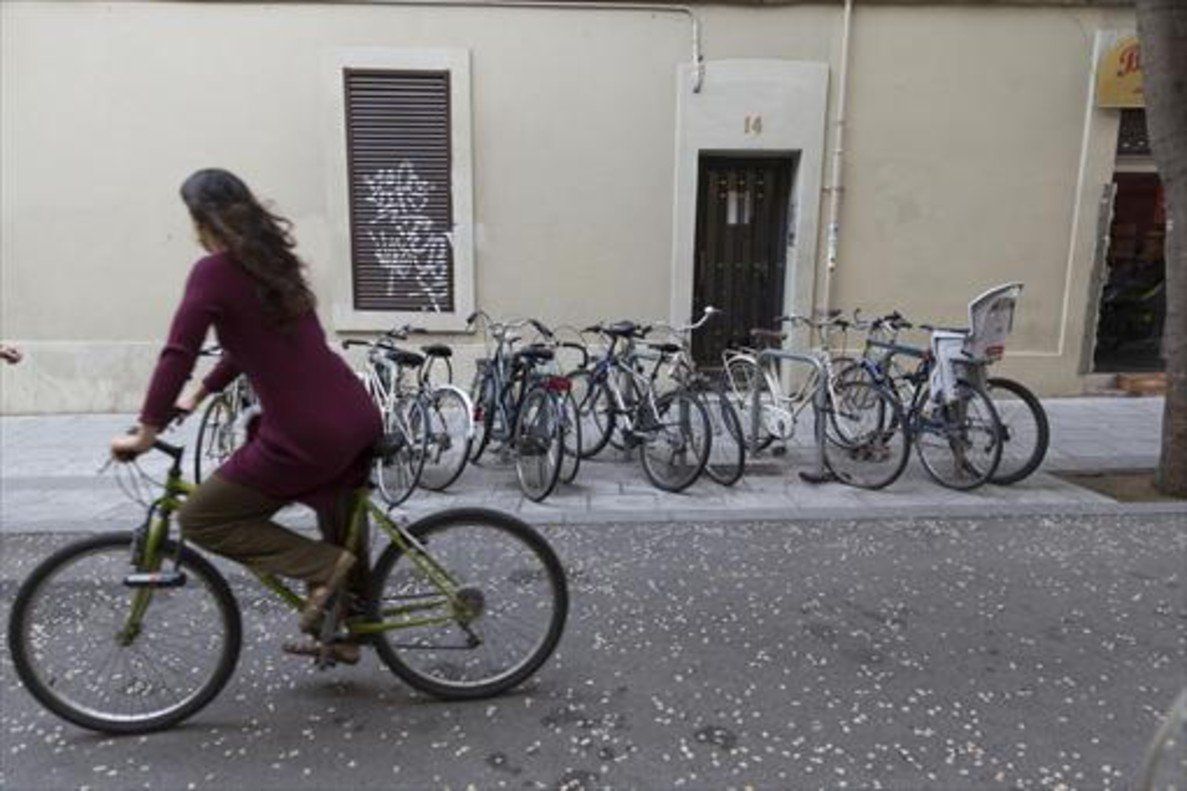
[559,390,582,484]
[823,379,910,489]
[8,533,241,734]
[369,508,568,700]
[567,370,614,459]
[419,386,473,491]
[987,376,1049,485]
[639,390,711,492]
[915,379,1003,490]
[514,387,563,501]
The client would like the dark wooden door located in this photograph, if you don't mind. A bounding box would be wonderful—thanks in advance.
[692,155,794,367]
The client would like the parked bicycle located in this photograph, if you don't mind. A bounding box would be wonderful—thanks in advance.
[568,320,712,492]
[193,346,257,483]
[466,312,580,501]
[7,431,568,734]
[724,313,911,489]
[345,326,474,505]
[642,306,746,487]
[840,283,1046,488]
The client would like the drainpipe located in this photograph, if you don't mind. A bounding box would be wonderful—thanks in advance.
[818,0,854,319]
[179,0,705,92]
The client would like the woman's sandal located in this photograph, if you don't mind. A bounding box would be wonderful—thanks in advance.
[299,551,357,635]
[282,639,361,665]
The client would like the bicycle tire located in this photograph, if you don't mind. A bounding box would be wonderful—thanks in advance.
[376,396,430,506]
[419,385,473,492]
[514,387,563,502]
[987,376,1049,485]
[823,379,910,490]
[724,356,776,453]
[467,371,496,464]
[607,369,643,453]
[567,370,614,459]
[703,387,746,487]
[914,378,1004,491]
[8,533,241,735]
[559,390,582,484]
[369,508,568,700]
[639,390,712,492]
[193,393,233,484]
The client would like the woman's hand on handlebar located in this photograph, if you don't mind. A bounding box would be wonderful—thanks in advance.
[110,423,160,462]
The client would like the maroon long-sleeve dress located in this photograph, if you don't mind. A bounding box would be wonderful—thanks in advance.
[140,252,382,510]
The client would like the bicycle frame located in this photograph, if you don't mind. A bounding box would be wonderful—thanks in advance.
[125,456,469,643]
[584,333,667,439]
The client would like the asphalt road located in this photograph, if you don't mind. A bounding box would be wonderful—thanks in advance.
[1,514,1185,790]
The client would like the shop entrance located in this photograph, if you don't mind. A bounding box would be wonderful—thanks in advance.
[691,154,796,368]
[1093,170,1167,373]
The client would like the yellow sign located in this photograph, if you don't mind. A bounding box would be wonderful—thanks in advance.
[1097,35,1144,108]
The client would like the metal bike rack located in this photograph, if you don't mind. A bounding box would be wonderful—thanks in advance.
[753,349,832,484]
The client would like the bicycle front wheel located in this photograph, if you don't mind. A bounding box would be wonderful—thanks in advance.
[915,379,1003,490]
[987,376,1049,485]
[639,390,712,492]
[559,390,582,484]
[369,508,568,700]
[8,533,241,734]
[824,379,910,489]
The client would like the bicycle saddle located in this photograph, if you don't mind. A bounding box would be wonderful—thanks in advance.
[386,349,426,368]
[515,345,554,364]
[604,321,642,338]
[372,432,405,463]
[421,343,452,358]
[646,341,682,355]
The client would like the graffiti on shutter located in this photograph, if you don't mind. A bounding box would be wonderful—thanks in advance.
[345,70,454,312]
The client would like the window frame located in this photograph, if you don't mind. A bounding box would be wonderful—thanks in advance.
[326,48,475,332]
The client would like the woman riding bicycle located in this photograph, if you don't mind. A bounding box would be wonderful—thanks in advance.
[110,168,382,662]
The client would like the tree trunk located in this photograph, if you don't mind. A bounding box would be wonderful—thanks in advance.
[1136,0,1187,496]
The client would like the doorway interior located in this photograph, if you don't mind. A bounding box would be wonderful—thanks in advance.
[1093,110,1167,373]
[691,153,797,368]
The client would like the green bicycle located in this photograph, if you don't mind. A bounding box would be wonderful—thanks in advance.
[7,436,569,734]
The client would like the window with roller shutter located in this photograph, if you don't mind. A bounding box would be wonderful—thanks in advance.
[344,69,455,313]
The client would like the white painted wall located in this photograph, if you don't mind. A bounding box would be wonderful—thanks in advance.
[0,1,1138,412]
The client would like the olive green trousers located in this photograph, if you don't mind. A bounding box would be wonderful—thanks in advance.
[177,473,364,591]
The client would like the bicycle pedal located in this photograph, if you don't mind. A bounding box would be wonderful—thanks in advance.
[124,570,187,589]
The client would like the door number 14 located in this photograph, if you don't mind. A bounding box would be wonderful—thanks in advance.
[744,115,764,135]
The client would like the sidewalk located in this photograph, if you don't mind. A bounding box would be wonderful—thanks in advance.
[1,396,1180,533]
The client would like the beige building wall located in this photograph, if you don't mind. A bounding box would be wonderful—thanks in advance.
[0,1,1136,412]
